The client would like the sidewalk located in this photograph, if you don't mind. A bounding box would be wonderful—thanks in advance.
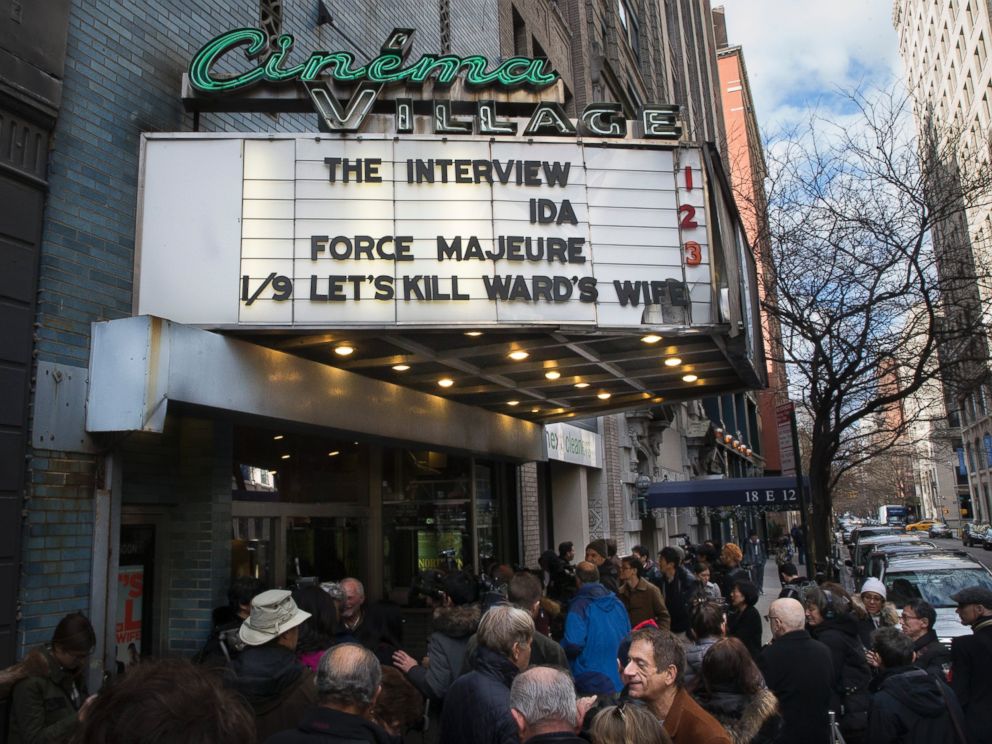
[755,560,785,644]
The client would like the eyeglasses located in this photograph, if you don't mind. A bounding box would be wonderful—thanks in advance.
[763,614,778,622]
[901,613,919,621]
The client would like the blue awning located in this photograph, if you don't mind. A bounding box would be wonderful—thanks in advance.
[646,476,808,510]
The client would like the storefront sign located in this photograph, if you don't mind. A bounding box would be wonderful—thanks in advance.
[647,476,808,510]
[776,402,796,476]
[189,28,559,93]
[544,423,602,468]
[136,134,711,329]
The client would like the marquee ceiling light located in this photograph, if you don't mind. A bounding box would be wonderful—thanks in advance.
[391,364,410,371]
[328,450,340,457]
[682,373,698,383]
[438,377,454,388]
[507,400,520,406]
[545,370,561,380]
[574,382,590,388]
[665,357,682,367]
[597,392,612,400]
[334,345,355,356]
[531,407,540,413]
[641,334,662,344]
[280,454,291,460]
[724,434,733,444]
[273,434,284,440]
[508,350,530,361]
[464,331,483,337]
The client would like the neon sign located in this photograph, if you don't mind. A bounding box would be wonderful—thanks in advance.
[188,27,560,94]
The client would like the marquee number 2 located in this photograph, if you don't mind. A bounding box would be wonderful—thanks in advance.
[678,204,698,229]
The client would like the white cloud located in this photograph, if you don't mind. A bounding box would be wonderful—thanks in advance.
[717,1,904,132]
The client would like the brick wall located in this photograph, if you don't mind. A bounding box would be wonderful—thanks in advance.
[519,462,541,568]
[21,0,500,659]
[18,454,95,650]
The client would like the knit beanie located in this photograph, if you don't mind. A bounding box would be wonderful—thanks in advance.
[860,577,887,600]
[586,539,609,559]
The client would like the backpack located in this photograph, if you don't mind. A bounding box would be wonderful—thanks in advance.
[779,579,816,602]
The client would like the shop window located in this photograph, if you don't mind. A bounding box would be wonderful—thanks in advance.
[232,516,275,585]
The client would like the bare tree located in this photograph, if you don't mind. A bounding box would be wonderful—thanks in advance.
[753,87,992,567]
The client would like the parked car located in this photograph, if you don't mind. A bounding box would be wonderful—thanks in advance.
[982,527,992,550]
[905,519,937,532]
[962,522,990,547]
[864,541,940,579]
[927,522,951,538]
[880,551,992,644]
[849,525,903,560]
[849,534,931,578]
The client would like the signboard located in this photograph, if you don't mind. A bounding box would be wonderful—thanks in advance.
[544,422,603,468]
[776,402,796,476]
[115,566,143,669]
[136,134,712,329]
[646,476,809,511]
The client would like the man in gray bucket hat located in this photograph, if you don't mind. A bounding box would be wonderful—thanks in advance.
[227,589,318,742]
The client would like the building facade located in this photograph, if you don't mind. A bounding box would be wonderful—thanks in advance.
[5,0,765,687]
[893,0,992,522]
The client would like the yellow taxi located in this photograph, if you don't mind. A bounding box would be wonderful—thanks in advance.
[905,519,937,532]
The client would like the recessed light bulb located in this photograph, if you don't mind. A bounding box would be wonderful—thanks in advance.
[392,364,410,371]
[682,374,698,383]
[508,350,529,361]
[465,331,483,337]
[280,454,291,460]
[665,357,682,367]
[438,378,454,388]
[328,451,340,457]
[335,345,354,356]
[273,434,284,440]
[641,334,662,344]
[575,382,590,389]
[597,392,611,400]
[507,400,520,406]
[545,370,561,380]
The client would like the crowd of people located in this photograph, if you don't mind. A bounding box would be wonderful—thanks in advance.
[4,530,992,744]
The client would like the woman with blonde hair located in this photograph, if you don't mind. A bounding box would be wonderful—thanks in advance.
[590,702,671,744]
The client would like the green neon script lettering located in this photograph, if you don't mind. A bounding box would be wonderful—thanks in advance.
[189,28,560,93]
[188,28,268,92]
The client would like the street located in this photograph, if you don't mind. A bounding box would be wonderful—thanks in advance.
[929,537,992,569]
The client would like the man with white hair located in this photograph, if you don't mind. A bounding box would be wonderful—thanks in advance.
[339,577,366,636]
[757,598,834,744]
[509,666,588,743]
[440,605,534,744]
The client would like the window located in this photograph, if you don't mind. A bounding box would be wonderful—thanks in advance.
[617,0,639,60]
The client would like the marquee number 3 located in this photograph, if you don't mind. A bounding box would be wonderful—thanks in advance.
[684,241,702,266]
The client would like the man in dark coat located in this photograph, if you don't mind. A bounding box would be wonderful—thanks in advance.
[758,598,834,744]
[585,540,619,593]
[654,547,694,636]
[509,666,589,743]
[440,605,534,744]
[867,627,964,744]
[898,600,950,680]
[226,589,318,742]
[266,643,397,744]
[949,585,992,744]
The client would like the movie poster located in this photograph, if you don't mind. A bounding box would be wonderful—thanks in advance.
[115,566,143,669]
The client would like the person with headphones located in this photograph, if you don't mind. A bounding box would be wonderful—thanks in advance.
[804,583,872,744]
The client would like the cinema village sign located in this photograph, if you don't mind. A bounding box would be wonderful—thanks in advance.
[187,27,683,139]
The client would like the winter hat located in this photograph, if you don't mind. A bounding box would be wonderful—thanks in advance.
[586,539,609,560]
[860,578,887,600]
[239,589,311,646]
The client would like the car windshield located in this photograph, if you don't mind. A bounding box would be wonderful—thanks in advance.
[885,568,992,607]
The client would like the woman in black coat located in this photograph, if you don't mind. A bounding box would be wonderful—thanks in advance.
[805,583,872,744]
[726,579,762,659]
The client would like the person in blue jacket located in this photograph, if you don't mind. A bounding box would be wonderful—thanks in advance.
[561,561,631,695]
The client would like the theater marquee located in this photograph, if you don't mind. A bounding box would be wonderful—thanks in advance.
[135,133,712,329]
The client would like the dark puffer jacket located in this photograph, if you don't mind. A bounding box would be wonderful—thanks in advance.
[226,644,318,742]
[439,645,519,744]
[809,614,872,737]
[695,688,783,744]
[405,603,480,703]
[867,666,962,744]
[912,630,951,680]
[8,647,86,744]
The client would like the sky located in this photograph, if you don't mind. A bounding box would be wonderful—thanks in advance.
[716,1,905,135]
